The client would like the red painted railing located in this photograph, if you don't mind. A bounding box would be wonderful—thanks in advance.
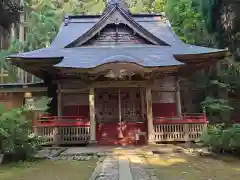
[35,112,207,127]
[154,113,208,124]
[34,115,90,127]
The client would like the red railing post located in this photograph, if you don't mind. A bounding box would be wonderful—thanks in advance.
[33,118,38,134]
[182,113,185,121]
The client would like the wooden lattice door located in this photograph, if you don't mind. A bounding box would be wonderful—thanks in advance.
[120,88,142,122]
[96,88,119,145]
[96,88,146,145]
[95,88,119,123]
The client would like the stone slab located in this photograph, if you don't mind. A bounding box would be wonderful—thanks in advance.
[119,158,133,180]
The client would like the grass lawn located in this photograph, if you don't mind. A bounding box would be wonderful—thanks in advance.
[0,159,97,180]
[147,153,240,180]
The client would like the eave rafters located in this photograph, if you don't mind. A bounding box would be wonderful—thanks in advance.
[175,50,229,64]
[9,57,62,79]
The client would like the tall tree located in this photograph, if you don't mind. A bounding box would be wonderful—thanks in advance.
[0,0,21,30]
[165,0,214,46]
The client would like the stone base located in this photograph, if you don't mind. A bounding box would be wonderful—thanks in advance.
[88,140,98,146]
[0,154,4,164]
[147,141,156,145]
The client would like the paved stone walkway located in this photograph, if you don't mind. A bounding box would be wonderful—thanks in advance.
[89,150,159,180]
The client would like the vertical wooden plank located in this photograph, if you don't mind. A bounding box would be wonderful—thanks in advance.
[140,88,145,120]
[175,77,182,116]
[54,82,62,146]
[146,87,154,144]
[184,124,190,142]
[57,83,62,117]
[118,88,123,139]
[89,88,96,143]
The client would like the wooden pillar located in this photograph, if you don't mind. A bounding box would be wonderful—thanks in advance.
[118,88,123,139]
[57,83,62,117]
[54,83,62,146]
[140,88,145,120]
[183,124,190,142]
[176,79,182,117]
[89,88,96,143]
[146,87,154,144]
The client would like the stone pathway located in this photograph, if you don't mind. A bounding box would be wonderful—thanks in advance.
[89,150,159,180]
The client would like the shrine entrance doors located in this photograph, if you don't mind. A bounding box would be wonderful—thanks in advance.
[95,87,147,145]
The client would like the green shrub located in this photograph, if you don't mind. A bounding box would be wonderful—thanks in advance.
[200,123,240,153]
[0,104,44,162]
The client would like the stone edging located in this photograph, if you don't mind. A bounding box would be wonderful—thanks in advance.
[88,156,106,180]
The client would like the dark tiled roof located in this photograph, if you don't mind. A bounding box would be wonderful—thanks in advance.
[54,46,183,68]
[8,1,227,71]
[136,18,184,46]
[50,14,180,48]
[51,22,96,48]
[8,45,226,68]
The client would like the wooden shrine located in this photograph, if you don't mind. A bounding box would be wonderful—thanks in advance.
[7,0,228,145]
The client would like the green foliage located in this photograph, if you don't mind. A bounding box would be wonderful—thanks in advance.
[200,124,240,153]
[165,0,214,46]
[199,0,217,33]
[129,0,166,13]
[0,96,50,161]
[0,106,29,153]
[165,0,240,123]
[201,97,233,113]
[0,104,43,157]
[24,0,62,50]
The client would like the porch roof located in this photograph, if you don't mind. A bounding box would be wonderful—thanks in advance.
[8,45,227,68]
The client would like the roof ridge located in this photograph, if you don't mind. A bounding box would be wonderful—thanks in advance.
[66,13,166,19]
[104,0,130,15]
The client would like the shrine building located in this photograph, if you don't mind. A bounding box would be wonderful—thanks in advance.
[7,0,228,145]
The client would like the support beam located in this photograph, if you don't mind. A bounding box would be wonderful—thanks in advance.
[140,88,145,120]
[57,83,62,117]
[146,87,154,144]
[89,88,96,144]
[55,83,62,146]
[176,79,182,116]
[118,88,123,139]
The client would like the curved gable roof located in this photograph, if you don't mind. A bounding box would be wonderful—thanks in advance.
[50,14,181,48]
[65,6,170,47]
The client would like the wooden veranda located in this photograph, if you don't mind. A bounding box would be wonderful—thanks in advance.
[32,114,207,145]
